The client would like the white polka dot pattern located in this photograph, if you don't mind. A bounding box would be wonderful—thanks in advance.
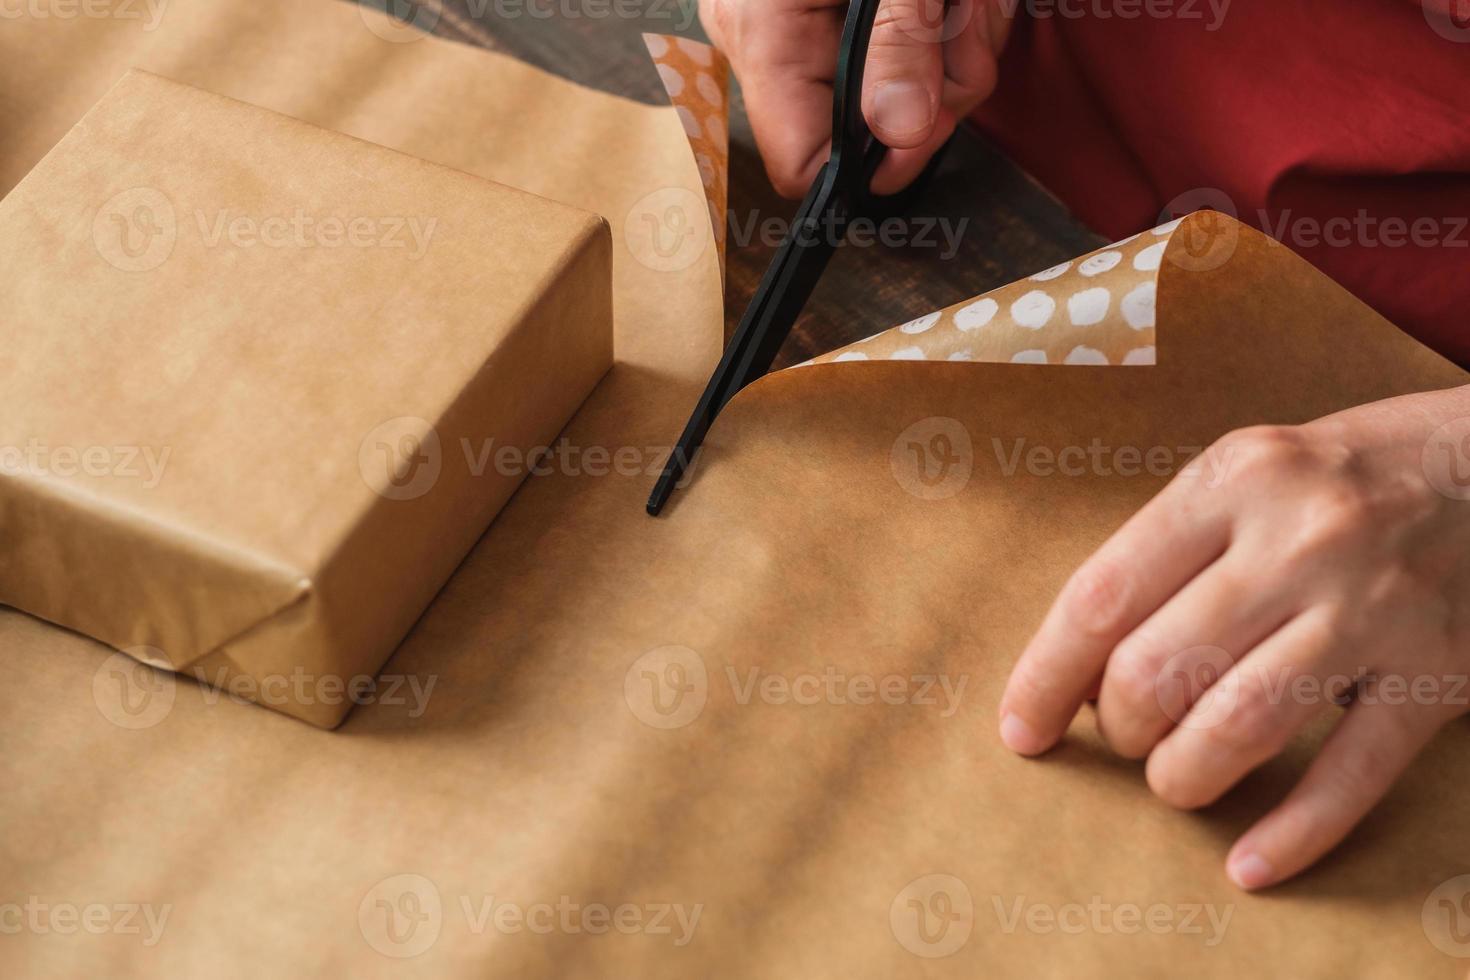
[899,312,940,334]
[1068,287,1110,326]
[803,223,1184,368]
[1122,281,1156,330]
[643,34,729,273]
[1064,345,1109,365]
[696,72,723,107]
[1011,290,1056,329]
[656,63,684,97]
[1079,251,1122,276]
[954,298,998,332]
[675,106,700,138]
[675,36,713,64]
[1134,242,1166,271]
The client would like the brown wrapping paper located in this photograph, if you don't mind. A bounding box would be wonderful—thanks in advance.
[1,2,1468,978]
[0,69,614,727]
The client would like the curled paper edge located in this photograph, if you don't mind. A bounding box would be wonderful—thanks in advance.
[795,216,1204,368]
[642,33,730,277]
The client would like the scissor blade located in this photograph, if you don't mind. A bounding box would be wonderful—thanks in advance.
[646,173,846,516]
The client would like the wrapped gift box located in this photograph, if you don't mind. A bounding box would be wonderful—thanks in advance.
[0,71,614,727]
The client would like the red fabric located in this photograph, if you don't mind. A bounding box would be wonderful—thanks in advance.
[972,0,1470,365]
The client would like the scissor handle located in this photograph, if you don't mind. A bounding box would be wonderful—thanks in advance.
[644,0,951,516]
[829,0,890,203]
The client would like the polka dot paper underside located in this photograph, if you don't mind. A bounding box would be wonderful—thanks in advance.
[801,220,1184,368]
[643,33,729,273]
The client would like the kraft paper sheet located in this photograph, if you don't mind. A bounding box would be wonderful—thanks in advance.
[1,2,1468,978]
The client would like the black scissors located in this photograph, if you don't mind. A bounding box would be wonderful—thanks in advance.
[645,0,945,515]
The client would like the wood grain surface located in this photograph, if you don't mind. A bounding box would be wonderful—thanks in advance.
[361,0,1102,365]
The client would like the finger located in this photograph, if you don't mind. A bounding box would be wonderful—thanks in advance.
[705,0,845,197]
[999,479,1232,756]
[861,0,945,148]
[1143,608,1340,809]
[870,118,955,195]
[938,0,1002,114]
[979,0,1018,57]
[1223,698,1442,890]
[1095,549,1298,759]
[868,0,995,195]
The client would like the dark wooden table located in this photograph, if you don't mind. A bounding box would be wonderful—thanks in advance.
[379,0,1101,366]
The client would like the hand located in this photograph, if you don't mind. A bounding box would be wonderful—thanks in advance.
[698,0,1012,197]
[998,385,1470,890]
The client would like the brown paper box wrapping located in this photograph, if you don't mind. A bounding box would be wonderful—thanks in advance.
[0,69,614,727]
[1,2,1469,978]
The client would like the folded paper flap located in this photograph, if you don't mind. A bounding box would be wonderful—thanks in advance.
[795,209,1462,379]
[1154,212,1468,398]
[804,220,1168,367]
[0,464,310,671]
[740,212,1466,478]
[0,69,612,677]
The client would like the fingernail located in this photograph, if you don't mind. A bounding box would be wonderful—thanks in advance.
[1226,851,1275,891]
[870,81,933,139]
[1000,713,1047,756]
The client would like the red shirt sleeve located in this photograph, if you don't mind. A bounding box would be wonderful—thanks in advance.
[972,0,1470,364]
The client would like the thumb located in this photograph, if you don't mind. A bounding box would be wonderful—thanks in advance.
[860,0,946,148]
